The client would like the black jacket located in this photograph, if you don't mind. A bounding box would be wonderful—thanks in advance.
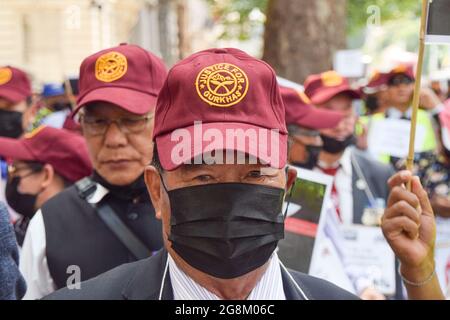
[44,249,359,300]
[351,148,395,224]
[41,181,163,289]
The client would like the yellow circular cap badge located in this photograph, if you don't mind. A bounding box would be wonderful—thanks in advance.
[195,63,249,108]
[321,71,344,87]
[95,51,128,83]
[0,68,13,85]
[24,125,46,139]
[297,90,312,104]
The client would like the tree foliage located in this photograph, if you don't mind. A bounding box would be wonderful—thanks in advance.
[347,0,420,36]
[205,0,421,39]
[205,0,268,40]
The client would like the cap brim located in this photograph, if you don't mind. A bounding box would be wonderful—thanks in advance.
[0,137,34,162]
[73,87,158,116]
[0,89,27,104]
[293,105,344,130]
[155,122,287,171]
[310,86,361,105]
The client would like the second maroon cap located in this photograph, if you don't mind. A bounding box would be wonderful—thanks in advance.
[362,71,389,94]
[75,43,167,115]
[304,71,360,105]
[364,64,415,94]
[0,126,92,183]
[0,66,32,103]
[280,86,344,130]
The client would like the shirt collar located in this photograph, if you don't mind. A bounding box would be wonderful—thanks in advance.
[386,107,412,119]
[316,146,352,176]
[87,182,110,204]
[340,147,353,176]
[168,253,286,300]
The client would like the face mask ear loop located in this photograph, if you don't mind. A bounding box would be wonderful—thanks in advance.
[159,174,173,243]
[283,166,295,220]
[159,174,170,194]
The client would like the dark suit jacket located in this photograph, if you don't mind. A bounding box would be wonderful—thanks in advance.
[351,148,395,224]
[44,249,358,300]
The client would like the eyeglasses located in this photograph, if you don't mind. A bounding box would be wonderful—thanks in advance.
[389,76,414,87]
[8,162,43,178]
[79,114,153,136]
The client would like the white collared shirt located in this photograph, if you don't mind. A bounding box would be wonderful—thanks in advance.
[314,147,353,225]
[168,253,286,300]
[386,106,413,119]
[20,183,110,300]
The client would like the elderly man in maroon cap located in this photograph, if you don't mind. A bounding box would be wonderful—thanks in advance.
[304,71,394,227]
[20,44,167,299]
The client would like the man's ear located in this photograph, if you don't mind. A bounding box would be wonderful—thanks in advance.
[41,164,55,189]
[145,165,163,220]
[286,166,297,191]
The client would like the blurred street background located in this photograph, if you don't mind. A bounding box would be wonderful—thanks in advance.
[1,0,449,88]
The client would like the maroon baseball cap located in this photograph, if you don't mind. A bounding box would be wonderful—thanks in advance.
[304,71,360,105]
[362,65,415,94]
[280,86,344,130]
[153,48,287,170]
[362,71,390,94]
[0,66,32,103]
[387,64,415,82]
[74,43,167,115]
[0,126,92,182]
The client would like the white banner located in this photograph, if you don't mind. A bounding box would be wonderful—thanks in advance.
[425,0,450,44]
[367,118,426,159]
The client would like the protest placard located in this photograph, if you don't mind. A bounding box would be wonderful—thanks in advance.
[425,0,450,44]
[277,168,333,273]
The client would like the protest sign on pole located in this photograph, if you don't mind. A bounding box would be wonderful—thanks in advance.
[278,168,333,274]
[425,0,450,44]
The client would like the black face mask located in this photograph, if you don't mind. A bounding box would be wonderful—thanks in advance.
[320,134,356,154]
[163,182,286,279]
[5,176,39,218]
[291,145,322,169]
[365,95,380,113]
[0,109,23,138]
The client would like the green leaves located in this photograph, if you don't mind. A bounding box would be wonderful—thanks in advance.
[347,0,420,36]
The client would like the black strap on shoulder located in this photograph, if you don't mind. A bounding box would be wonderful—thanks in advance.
[75,177,97,200]
[95,202,151,260]
[75,177,150,260]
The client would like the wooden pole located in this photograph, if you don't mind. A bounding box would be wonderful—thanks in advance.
[406,0,429,190]
[64,78,77,111]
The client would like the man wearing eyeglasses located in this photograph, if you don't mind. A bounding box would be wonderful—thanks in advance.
[19,44,167,299]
